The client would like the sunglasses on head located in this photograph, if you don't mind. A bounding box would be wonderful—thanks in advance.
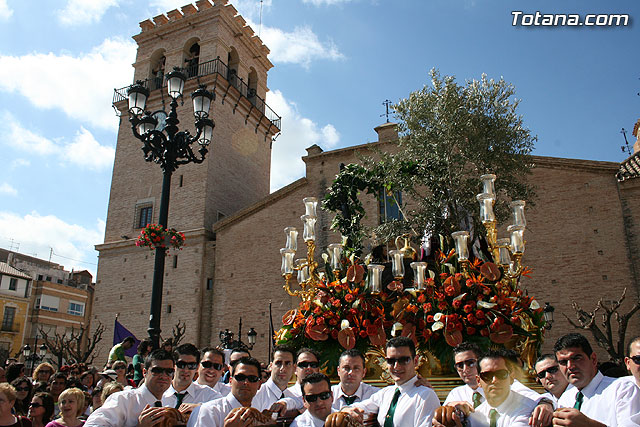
[454,359,477,370]
[479,369,510,382]
[297,361,319,369]
[200,361,224,370]
[150,367,175,376]
[630,355,640,365]
[233,373,260,383]
[176,361,198,370]
[385,356,412,366]
[304,391,332,402]
[15,387,30,392]
[536,365,560,379]
[29,403,42,408]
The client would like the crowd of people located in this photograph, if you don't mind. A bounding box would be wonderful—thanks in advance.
[0,332,638,426]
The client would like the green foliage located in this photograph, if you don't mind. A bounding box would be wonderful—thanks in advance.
[324,69,536,251]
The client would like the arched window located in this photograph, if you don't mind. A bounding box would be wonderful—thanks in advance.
[184,40,200,78]
[247,67,258,101]
[149,49,166,90]
[227,47,239,89]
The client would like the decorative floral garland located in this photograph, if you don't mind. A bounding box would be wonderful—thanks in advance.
[275,244,545,375]
[135,224,185,251]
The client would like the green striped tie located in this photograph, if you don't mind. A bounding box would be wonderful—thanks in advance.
[489,408,499,427]
[383,388,401,427]
[472,391,482,408]
[574,391,584,410]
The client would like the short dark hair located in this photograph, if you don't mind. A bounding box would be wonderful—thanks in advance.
[553,333,593,356]
[274,345,296,359]
[453,342,481,358]
[230,348,251,357]
[296,347,320,363]
[230,357,261,376]
[386,336,415,358]
[339,349,365,366]
[50,372,68,385]
[174,343,201,363]
[535,353,557,367]
[200,347,225,361]
[628,336,640,356]
[144,349,175,369]
[477,350,509,373]
[301,372,331,397]
[123,336,135,345]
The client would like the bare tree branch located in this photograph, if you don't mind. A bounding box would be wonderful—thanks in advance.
[172,320,186,347]
[39,322,105,366]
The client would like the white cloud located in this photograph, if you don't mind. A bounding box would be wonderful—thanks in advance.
[260,25,344,68]
[0,183,17,196]
[0,211,103,276]
[10,159,30,169]
[1,112,115,171]
[303,0,353,5]
[57,0,120,26]
[267,90,341,191]
[0,0,12,20]
[0,37,136,130]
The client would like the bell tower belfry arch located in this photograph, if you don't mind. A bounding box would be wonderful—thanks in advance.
[94,0,280,357]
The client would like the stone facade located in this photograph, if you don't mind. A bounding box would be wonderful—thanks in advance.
[93,1,640,365]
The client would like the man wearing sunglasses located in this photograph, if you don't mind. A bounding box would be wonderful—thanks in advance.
[162,344,220,409]
[192,357,263,426]
[196,347,230,396]
[272,348,322,413]
[444,342,484,407]
[534,354,568,405]
[553,333,640,426]
[85,349,175,427]
[341,336,440,427]
[623,335,640,387]
[291,373,335,427]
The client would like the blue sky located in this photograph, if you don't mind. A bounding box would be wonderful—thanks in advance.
[0,0,638,276]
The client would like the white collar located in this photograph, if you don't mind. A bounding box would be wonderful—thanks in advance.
[336,382,364,399]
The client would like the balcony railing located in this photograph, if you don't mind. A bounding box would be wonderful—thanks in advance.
[113,57,281,130]
[617,151,640,182]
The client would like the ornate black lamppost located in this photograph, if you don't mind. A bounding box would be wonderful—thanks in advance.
[543,302,555,330]
[127,67,215,349]
[22,339,47,375]
[218,318,258,350]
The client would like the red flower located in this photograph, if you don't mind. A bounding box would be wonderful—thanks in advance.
[466,326,476,335]
[345,293,355,303]
[466,314,476,323]
[475,310,485,319]
[445,286,457,296]
[438,301,448,311]
[359,330,368,338]
[330,330,339,339]
[463,304,474,313]
[417,293,426,303]
[315,317,325,325]
[313,307,322,315]
[480,328,490,337]
[332,299,341,308]
[406,304,418,314]
[452,300,462,309]
[422,303,432,313]
[328,318,338,326]
[426,315,434,323]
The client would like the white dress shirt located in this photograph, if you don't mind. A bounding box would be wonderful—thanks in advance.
[252,378,296,411]
[331,382,379,410]
[617,375,639,388]
[162,381,221,407]
[467,390,537,427]
[84,384,163,427]
[279,383,304,410]
[557,371,640,426]
[511,379,542,401]
[444,383,485,406]
[351,375,440,427]
[212,381,231,396]
[289,408,329,427]
[192,393,242,427]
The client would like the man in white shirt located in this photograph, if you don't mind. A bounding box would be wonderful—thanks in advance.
[85,349,175,427]
[291,373,335,427]
[192,357,263,426]
[252,345,297,411]
[161,343,220,409]
[554,332,640,426]
[623,335,640,387]
[534,353,569,405]
[444,342,485,408]
[273,347,321,413]
[341,336,440,427]
[332,349,378,410]
[196,347,230,396]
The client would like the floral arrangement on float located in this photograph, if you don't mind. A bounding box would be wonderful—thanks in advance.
[274,175,547,377]
[135,223,186,252]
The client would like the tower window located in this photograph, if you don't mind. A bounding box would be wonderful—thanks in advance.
[137,205,153,228]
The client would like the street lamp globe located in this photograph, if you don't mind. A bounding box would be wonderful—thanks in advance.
[127,82,149,116]
[247,328,257,346]
[22,344,31,358]
[198,118,215,145]
[166,68,187,99]
[192,86,214,119]
[38,344,47,358]
[136,114,158,135]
